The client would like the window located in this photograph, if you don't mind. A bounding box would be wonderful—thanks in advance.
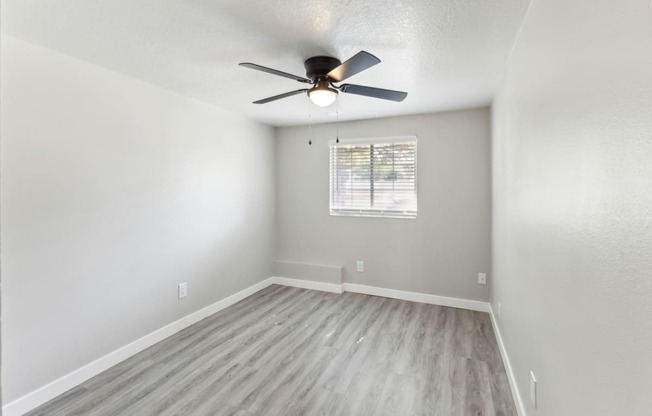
[329,136,417,218]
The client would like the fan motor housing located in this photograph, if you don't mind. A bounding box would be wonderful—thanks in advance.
[304,56,341,81]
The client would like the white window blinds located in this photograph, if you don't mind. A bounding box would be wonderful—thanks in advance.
[329,137,417,218]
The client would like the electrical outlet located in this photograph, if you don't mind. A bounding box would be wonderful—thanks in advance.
[478,273,487,285]
[178,282,188,299]
[530,371,537,409]
[356,261,364,272]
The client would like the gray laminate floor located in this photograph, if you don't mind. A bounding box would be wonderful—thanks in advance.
[27,285,517,416]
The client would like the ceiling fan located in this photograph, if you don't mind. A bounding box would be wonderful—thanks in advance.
[239,51,408,107]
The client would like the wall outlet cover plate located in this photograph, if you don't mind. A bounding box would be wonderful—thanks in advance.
[178,282,188,299]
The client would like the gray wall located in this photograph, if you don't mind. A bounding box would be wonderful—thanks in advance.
[491,1,652,415]
[276,109,491,301]
[1,37,276,403]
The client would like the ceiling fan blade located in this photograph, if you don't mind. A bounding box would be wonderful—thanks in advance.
[239,63,311,83]
[339,84,407,102]
[253,89,309,104]
[327,51,380,82]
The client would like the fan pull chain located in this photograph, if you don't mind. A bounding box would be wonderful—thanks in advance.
[308,96,312,145]
[336,95,340,143]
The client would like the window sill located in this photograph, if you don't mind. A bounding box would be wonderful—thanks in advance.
[329,210,417,219]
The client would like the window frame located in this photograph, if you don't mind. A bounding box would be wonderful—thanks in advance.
[328,136,418,219]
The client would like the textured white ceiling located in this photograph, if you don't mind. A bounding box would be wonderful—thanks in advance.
[2,0,530,127]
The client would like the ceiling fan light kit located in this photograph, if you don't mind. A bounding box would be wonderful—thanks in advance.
[239,51,407,108]
[308,78,338,107]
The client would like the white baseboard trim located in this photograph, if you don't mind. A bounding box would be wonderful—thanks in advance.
[3,277,276,416]
[343,283,490,312]
[488,304,527,416]
[270,276,489,313]
[270,276,343,294]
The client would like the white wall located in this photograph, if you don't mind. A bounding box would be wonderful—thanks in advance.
[491,1,652,415]
[276,109,491,301]
[0,36,276,403]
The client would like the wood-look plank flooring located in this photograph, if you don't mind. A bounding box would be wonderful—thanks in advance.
[27,285,517,416]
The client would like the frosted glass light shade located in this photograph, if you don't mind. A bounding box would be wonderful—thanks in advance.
[309,88,337,107]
